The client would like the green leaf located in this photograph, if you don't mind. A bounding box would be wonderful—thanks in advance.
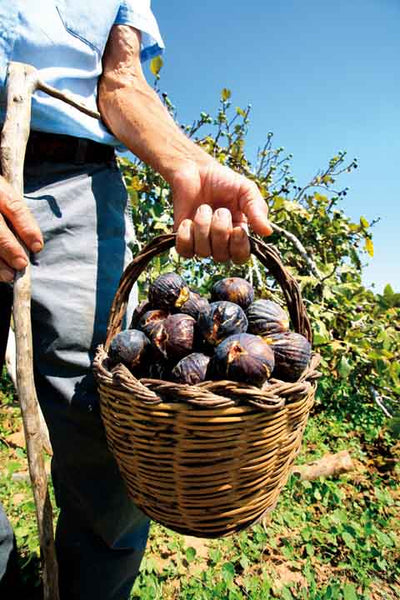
[301,527,312,541]
[221,88,231,101]
[365,237,374,257]
[281,588,294,600]
[129,190,139,208]
[236,106,246,117]
[388,415,400,438]
[150,55,163,77]
[343,583,358,600]
[313,320,330,345]
[185,546,197,563]
[360,216,369,228]
[342,531,356,550]
[221,561,235,582]
[338,356,351,378]
[383,284,394,298]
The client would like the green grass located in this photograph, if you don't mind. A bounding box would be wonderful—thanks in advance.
[1,369,399,599]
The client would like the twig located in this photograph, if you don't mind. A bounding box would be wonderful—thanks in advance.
[271,223,322,280]
[36,80,101,120]
[371,387,393,418]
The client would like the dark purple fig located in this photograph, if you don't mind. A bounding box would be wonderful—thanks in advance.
[149,313,196,360]
[148,272,190,311]
[129,300,152,329]
[211,277,254,310]
[246,299,290,336]
[108,329,151,374]
[266,332,311,382]
[209,333,275,387]
[178,290,210,320]
[146,320,167,358]
[198,301,248,346]
[171,352,211,385]
[139,309,169,338]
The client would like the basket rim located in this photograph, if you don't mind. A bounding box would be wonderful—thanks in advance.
[93,345,321,411]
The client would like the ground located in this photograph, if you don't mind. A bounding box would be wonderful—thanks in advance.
[0,370,399,600]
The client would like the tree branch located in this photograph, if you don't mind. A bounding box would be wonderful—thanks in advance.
[271,223,322,280]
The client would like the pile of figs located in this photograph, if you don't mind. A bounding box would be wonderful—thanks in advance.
[108,273,312,388]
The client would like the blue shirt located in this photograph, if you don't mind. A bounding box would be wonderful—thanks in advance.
[0,1,164,146]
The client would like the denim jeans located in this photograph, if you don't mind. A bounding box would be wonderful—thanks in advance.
[0,159,149,599]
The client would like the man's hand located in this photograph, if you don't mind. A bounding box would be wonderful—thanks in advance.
[172,159,272,263]
[99,26,272,264]
[0,176,43,282]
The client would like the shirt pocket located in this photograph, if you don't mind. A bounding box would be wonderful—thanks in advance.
[55,0,119,55]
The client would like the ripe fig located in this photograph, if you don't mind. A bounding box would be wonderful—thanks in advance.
[211,277,254,309]
[209,333,275,387]
[108,329,151,374]
[247,299,290,336]
[171,352,211,385]
[178,290,210,320]
[198,301,248,346]
[149,272,190,311]
[266,332,311,382]
[139,309,169,338]
[149,313,196,360]
[129,300,152,329]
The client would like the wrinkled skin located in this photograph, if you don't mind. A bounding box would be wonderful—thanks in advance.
[209,333,275,387]
[108,329,151,374]
[171,352,211,385]
[247,299,290,336]
[211,277,254,310]
[198,301,248,347]
[266,332,311,382]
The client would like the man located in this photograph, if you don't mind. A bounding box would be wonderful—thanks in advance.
[0,1,272,598]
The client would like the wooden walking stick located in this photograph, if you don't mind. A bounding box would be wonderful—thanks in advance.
[1,61,101,600]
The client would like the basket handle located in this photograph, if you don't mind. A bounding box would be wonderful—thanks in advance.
[104,233,312,351]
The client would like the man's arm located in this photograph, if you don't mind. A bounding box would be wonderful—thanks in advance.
[98,26,272,263]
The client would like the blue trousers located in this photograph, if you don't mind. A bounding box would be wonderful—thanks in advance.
[0,159,150,599]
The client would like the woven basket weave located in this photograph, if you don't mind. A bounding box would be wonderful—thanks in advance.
[93,233,320,538]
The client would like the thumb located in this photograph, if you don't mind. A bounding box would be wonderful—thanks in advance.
[239,180,273,237]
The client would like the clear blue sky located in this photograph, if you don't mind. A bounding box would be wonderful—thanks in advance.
[148,0,399,293]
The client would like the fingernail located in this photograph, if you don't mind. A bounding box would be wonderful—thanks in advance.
[181,219,192,231]
[199,204,212,215]
[13,257,28,270]
[264,219,273,233]
[215,208,230,219]
[31,241,43,253]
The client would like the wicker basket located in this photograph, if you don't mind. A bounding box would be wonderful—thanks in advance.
[93,233,320,538]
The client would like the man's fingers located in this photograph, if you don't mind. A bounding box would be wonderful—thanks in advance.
[0,257,15,283]
[193,204,212,257]
[176,219,194,258]
[177,210,250,264]
[0,178,43,253]
[0,214,28,270]
[230,226,251,264]
[211,208,232,263]
[239,179,273,237]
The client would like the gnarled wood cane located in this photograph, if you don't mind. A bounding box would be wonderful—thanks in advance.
[0,61,102,600]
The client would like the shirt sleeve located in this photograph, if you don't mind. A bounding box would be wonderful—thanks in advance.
[114,1,165,62]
